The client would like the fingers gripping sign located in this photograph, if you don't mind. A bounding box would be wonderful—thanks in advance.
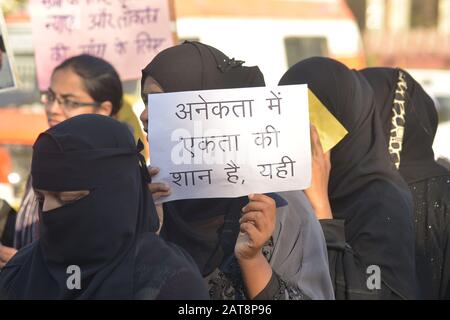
[234,194,277,260]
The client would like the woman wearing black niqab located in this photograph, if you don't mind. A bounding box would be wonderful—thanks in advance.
[140,42,334,300]
[361,67,450,299]
[0,114,209,300]
[279,57,418,299]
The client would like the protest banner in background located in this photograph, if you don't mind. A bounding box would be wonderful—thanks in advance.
[29,0,174,90]
[0,8,18,93]
[148,84,311,203]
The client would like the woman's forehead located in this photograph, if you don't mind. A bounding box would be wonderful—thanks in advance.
[50,68,89,97]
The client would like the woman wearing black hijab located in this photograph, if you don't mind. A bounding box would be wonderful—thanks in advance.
[361,67,450,299]
[0,114,209,300]
[140,41,334,300]
[279,57,417,299]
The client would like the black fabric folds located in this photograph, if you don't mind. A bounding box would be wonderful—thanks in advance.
[1,114,161,299]
[279,57,417,299]
[360,67,448,184]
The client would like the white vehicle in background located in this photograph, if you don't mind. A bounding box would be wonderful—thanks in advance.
[408,69,450,122]
[434,121,450,162]
[407,69,450,161]
[174,0,366,85]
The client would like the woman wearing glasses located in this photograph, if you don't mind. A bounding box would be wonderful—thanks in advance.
[0,54,123,269]
[42,54,122,127]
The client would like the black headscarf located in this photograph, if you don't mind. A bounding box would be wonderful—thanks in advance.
[280,57,408,199]
[141,41,264,93]
[279,57,416,299]
[141,41,277,276]
[360,67,448,184]
[2,114,159,299]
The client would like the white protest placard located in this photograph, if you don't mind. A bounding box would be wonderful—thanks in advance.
[29,0,174,90]
[148,84,311,203]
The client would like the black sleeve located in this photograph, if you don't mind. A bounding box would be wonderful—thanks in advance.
[442,220,450,299]
[253,271,311,300]
[320,219,402,300]
[156,269,210,300]
[0,201,17,247]
[439,188,450,299]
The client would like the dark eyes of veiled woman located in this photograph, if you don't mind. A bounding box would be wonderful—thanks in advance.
[34,191,89,207]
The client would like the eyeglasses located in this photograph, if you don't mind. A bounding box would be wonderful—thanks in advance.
[41,89,100,110]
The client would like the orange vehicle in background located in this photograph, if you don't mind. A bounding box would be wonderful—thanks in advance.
[0,107,47,208]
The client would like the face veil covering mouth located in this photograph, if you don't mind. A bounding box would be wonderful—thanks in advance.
[3,114,159,299]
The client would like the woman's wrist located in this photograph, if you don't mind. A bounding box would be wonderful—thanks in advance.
[237,250,266,266]
[311,202,333,220]
[237,251,273,299]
